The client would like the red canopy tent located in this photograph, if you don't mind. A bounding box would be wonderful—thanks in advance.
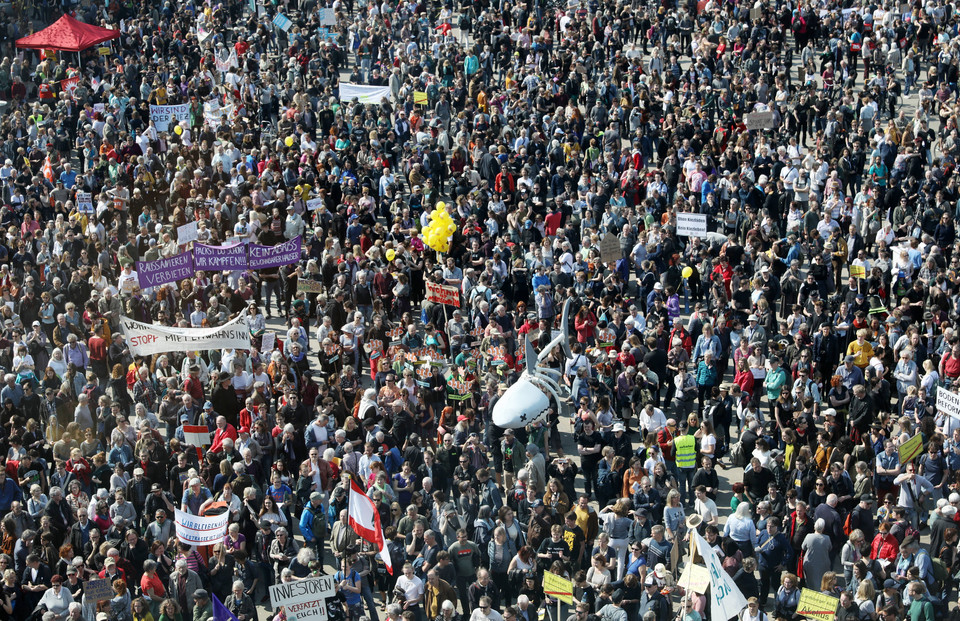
[15,14,119,52]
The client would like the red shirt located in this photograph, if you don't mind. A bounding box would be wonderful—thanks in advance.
[183,376,204,403]
[88,335,108,361]
[141,572,165,600]
[544,211,563,236]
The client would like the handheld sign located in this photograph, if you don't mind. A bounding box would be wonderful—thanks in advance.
[84,579,114,601]
[936,389,960,420]
[796,588,839,621]
[426,282,460,307]
[269,576,336,621]
[542,571,574,605]
[898,432,923,465]
[598,235,620,263]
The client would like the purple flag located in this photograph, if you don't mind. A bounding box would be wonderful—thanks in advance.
[248,235,302,269]
[194,242,248,271]
[136,252,194,289]
[212,594,240,621]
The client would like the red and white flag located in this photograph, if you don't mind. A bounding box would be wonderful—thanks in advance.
[42,158,54,184]
[347,479,393,575]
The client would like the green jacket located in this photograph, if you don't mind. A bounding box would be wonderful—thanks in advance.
[193,602,213,621]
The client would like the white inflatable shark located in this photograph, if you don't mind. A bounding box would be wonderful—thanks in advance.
[491,299,573,429]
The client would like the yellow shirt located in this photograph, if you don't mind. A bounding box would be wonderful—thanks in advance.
[846,340,874,368]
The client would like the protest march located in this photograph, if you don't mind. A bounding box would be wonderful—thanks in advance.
[4,1,960,621]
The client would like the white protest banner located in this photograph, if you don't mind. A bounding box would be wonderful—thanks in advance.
[203,100,234,128]
[937,389,960,420]
[215,50,237,73]
[174,508,230,546]
[676,213,708,237]
[76,191,93,213]
[150,103,190,133]
[306,197,324,211]
[338,83,392,104]
[119,310,250,357]
[693,530,748,621]
[178,221,199,244]
[269,576,336,621]
[262,332,276,352]
[744,110,776,130]
[197,22,213,43]
[318,7,336,24]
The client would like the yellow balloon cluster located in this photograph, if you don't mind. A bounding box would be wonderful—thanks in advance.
[422,202,456,253]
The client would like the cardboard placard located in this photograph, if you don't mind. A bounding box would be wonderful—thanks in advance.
[598,234,620,263]
[262,332,276,352]
[414,91,428,105]
[678,563,711,594]
[84,579,114,601]
[744,110,776,130]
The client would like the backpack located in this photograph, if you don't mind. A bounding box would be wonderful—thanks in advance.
[596,466,617,495]
[931,556,948,586]
[730,441,748,468]
[843,513,853,536]
[308,505,326,540]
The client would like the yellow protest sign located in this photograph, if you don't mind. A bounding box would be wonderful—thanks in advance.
[678,564,710,594]
[797,588,838,621]
[850,264,865,279]
[542,571,574,605]
[898,432,923,464]
[414,91,428,105]
[98,47,111,56]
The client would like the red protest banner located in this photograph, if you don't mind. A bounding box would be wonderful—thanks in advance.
[426,282,461,307]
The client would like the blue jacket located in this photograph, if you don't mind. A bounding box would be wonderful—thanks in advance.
[756,531,793,570]
[0,479,21,512]
[299,503,321,543]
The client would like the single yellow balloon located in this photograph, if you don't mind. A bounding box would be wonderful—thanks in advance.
[446,223,456,234]
[436,201,446,211]
[285,136,295,147]
[386,249,396,261]
[682,266,693,279]
[173,125,183,135]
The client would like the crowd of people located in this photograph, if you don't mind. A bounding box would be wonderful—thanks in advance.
[2,1,960,621]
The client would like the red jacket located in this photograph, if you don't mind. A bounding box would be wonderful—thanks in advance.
[210,424,238,453]
[657,427,676,463]
[870,532,899,561]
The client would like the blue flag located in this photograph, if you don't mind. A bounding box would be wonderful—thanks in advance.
[213,594,241,621]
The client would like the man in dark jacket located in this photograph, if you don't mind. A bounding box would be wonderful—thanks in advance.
[639,576,671,621]
[756,518,793,606]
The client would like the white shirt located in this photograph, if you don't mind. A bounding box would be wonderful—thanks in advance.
[695,497,719,525]
[395,574,424,604]
[470,610,505,621]
[638,408,667,434]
